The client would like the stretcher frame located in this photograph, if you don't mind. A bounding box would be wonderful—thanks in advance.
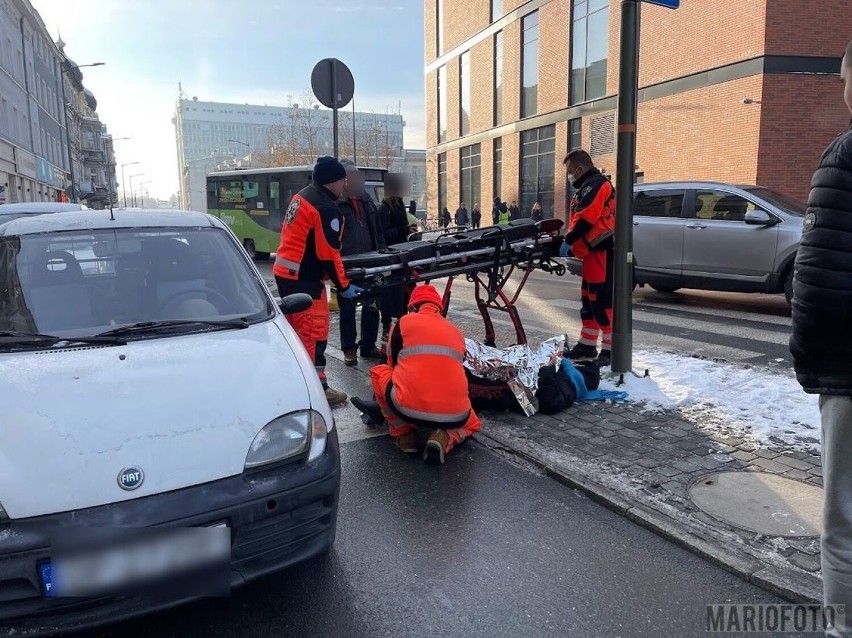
[343,219,567,346]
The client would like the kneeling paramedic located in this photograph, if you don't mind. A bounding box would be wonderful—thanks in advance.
[560,149,615,366]
[350,284,481,464]
[274,156,363,407]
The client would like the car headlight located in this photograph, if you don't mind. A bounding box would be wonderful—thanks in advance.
[244,410,328,470]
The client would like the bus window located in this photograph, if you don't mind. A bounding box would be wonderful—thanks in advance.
[269,177,281,211]
[206,180,218,211]
[219,180,245,208]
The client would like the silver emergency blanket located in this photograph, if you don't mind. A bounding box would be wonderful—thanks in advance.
[464,335,566,416]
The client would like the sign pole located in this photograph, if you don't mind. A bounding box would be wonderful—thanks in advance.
[611,0,641,374]
[331,58,339,159]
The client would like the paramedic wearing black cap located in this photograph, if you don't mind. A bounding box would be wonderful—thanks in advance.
[274,156,363,407]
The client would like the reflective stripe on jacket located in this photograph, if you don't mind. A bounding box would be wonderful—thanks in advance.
[386,305,472,427]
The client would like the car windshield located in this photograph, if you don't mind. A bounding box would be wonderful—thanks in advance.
[0,226,273,339]
[742,187,807,216]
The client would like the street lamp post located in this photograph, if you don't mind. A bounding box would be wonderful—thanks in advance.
[120,162,140,207]
[108,137,130,206]
[128,173,144,208]
[227,139,250,165]
[138,180,152,208]
[59,62,105,203]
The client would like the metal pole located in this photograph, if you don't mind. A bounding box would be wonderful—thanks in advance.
[352,95,357,164]
[331,58,339,159]
[121,164,127,207]
[611,0,640,374]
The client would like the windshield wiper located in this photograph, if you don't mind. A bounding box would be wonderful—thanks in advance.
[0,330,127,346]
[96,318,250,337]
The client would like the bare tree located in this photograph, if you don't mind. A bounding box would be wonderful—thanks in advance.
[253,90,328,168]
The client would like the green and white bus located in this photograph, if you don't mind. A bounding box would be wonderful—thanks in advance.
[206,166,388,260]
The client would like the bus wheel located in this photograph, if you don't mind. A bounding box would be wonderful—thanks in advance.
[243,239,258,260]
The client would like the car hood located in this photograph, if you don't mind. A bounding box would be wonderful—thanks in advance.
[0,320,311,519]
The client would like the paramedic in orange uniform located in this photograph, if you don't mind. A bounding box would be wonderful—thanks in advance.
[273,156,363,406]
[350,284,481,464]
[561,149,616,366]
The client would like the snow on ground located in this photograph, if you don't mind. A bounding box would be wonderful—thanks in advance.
[599,350,821,452]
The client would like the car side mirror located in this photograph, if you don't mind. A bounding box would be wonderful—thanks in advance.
[744,209,776,226]
[279,293,313,315]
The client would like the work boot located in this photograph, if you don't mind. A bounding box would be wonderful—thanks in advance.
[567,343,598,360]
[596,349,611,367]
[395,431,419,454]
[360,345,384,360]
[343,349,358,367]
[324,386,348,407]
[350,397,385,426]
[424,429,450,465]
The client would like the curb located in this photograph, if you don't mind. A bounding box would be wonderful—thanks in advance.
[475,428,823,604]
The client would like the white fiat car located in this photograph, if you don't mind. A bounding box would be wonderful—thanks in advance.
[0,210,340,635]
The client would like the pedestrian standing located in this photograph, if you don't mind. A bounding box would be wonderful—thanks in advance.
[531,202,543,221]
[491,197,506,225]
[790,39,852,638]
[273,156,363,406]
[455,202,469,230]
[377,194,411,353]
[560,149,616,366]
[509,200,521,221]
[336,160,385,367]
[471,203,482,229]
[442,206,451,229]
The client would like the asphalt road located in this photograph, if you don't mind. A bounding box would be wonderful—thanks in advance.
[258,261,793,369]
[82,438,796,638]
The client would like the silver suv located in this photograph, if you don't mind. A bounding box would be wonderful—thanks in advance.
[567,181,805,305]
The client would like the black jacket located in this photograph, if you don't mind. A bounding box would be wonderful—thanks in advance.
[509,205,521,221]
[455,207,469,226]
[492,200,507,224]
[790,128,852,394]
[379,200,410,246]
[338,195,385,256]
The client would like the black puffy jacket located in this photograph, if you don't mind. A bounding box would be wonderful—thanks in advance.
[790,127,852,395]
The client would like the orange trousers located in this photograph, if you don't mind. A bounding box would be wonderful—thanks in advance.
[369,364,482,453]
[285,287,330,387]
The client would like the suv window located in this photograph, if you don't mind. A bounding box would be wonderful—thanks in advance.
[694,190,763,222]
[633,190,685,218]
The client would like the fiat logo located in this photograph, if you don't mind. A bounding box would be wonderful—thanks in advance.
[117,466,145,491]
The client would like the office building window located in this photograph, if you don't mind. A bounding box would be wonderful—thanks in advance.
[436,0,444,55]
[460,51,471,136]
[521,11,539,118]
[494,31,503,126]
[438,65,447,143]
[520,124,556,220]
[491,0,503,22]
[571,0,609,104]
[459,143,481,213]
[569,118,582,151]
[493,137,502,200]
[438,152,448,219]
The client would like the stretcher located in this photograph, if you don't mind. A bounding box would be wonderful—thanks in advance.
[342,218,567,346]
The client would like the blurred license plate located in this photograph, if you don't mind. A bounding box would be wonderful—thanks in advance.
[41,525,230,598]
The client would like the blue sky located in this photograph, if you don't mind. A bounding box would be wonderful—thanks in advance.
[34,0,426,199]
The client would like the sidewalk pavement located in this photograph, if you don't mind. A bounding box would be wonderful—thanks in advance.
[274,279,823,604]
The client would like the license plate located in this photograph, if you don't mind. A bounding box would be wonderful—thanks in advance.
[40,524,230,598]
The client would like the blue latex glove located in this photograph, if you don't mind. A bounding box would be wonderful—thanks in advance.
[339,284,363,299]
[559,241,571,258]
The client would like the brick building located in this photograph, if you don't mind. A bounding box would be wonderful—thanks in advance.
[424,0,850,222]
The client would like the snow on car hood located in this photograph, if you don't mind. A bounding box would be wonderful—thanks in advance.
[0,319,311,519]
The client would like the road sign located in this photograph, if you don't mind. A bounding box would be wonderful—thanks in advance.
[311,58,354,110]
[643,0,679,8]
[311,58,355,159]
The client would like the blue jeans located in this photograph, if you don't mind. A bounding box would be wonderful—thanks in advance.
[338,295,379,353]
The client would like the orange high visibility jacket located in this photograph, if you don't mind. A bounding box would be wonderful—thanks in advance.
[567,170,615,259]
[273,182,350,295]
[385,305,472,428]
